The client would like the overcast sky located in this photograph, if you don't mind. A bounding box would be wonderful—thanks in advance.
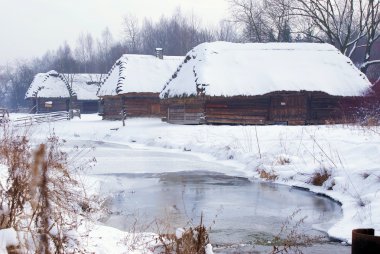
[0,0,229,65]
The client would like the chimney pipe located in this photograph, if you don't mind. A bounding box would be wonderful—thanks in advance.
[156,48,163,59]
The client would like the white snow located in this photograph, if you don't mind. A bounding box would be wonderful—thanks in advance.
[25,70,70,99]
[0,228,18,252]
[205,243,214,254]
[4,114,380,251]
[160,42,371,98]
[68,74,104,100]
[83,224,157,254]
[25,71,104,100]
[175,228,186,239]
[98,54,184,96]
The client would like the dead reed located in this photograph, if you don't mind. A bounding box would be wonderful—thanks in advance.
[156,214,210,254]
[0,125,98,253]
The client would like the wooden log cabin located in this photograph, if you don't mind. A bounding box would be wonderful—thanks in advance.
[25,71,103,113]
[160,42,372,125]
[97,53,183,120]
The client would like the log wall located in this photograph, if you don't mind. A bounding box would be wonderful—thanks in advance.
[29,97,99,114]
[206,96,269,124]
[33,98,70,113]
[161,91,366,125]
[308,92,343,124]
[161,97,205,124]
[101,93,161,120]
[101,96,122,120]
[122,93,161,117]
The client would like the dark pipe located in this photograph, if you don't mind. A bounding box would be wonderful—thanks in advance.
[352,228,380,254]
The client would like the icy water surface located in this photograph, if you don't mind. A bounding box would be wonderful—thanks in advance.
[66,140,350,253]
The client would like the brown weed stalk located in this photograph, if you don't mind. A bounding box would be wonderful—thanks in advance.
[0,125,99,253]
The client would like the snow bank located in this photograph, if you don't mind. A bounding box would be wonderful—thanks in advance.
[25,71,103,100]
[161,42,371,98]
[84,224,157,254]
[98,54,183,96]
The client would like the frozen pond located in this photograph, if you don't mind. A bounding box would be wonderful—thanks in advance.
[67,140,350,253]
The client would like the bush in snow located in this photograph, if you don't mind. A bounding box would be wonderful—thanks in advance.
[156,214,210,254]
[355,102,380,126]
[257,168,278,181]
[0,126,100,253]
[309,169,331,187]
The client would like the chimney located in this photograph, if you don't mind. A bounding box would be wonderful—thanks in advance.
[156,48,163,59]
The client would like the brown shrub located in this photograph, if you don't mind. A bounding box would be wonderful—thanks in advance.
[157,214,210,254]
[257,168,278,181]
[0,126,97,252]
[310,169,331,186]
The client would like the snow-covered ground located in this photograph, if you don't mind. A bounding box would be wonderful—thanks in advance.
[2,114,380,252]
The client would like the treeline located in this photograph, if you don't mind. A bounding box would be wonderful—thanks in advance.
[1,1,380,109]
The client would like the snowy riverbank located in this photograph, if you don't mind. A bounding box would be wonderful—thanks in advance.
[4,114,380,251]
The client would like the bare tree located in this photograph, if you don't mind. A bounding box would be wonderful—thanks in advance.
[359,0,380,73]
[137,9,216,56]
[74,33,94,73]
[123,14,141,53]
[216,20,240,42]
[54,41,77,73]
[97,27,114,72]
[228,0,268,42]
[291,0,369,55]
[228,0,293,42]
[7,62,35,109]
[290,0,380,77]
[264,0,293,42]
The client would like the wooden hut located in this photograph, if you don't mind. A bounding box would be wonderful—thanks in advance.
[160,42,372,125]
[25,71,103,113]
[97,54,183,120]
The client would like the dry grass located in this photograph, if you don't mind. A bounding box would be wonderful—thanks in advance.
[276,155,291,165]
[0,125,98,252]
[257,168,278,181]
[270,210,324,254]
[309,169,331,186]
[156,214,210,254]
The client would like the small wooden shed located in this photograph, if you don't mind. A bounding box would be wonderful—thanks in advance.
[97,54,183,120]
[160,42,372,125]
[25,71,103,113]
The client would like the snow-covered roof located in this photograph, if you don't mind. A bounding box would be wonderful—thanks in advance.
[98,54,184,96]
[25,71,104,100]
[160,42,372,98]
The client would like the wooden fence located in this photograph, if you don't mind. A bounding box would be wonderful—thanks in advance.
[12,111,70,127]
